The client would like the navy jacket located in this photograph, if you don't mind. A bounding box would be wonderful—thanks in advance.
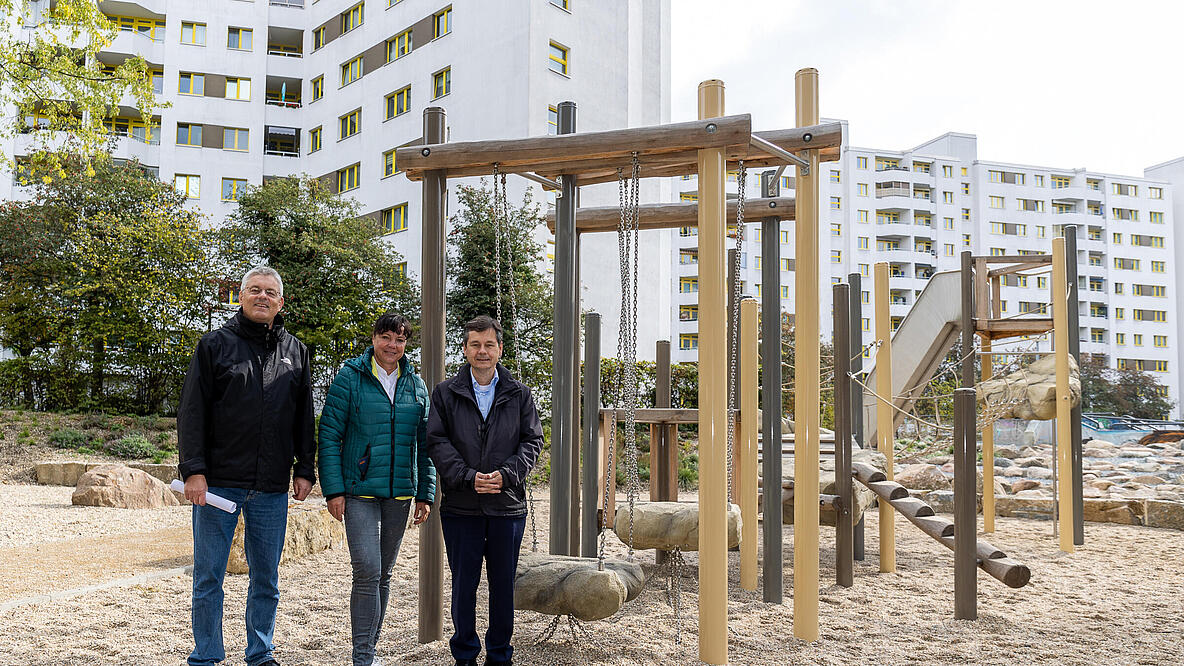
[426,363,543,517]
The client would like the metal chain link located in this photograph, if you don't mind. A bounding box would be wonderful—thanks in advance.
[623,154,642,559]
[726,162,747,502]
[491,165,504,325]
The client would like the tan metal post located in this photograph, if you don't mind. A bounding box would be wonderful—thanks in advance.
[981,335,995,533]
[696,78,728,665]
[1052,238,1075,553]
[792,67,821,643]
[874,261,896,573]
[740,298,759,591]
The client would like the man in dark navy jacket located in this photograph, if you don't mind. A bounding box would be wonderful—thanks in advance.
[177,265,315,666]
[426,315,543,666]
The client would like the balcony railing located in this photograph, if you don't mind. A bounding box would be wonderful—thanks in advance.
[265,98,302,108]
[267,48,303,58]
[270,0,305,7]
[264,148,299,157]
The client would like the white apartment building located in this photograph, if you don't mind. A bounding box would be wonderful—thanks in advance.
[2,0,673,356]
[671,131,1182,418]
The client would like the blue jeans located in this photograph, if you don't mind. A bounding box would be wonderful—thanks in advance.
[344,496,412,666]
[189,487,288,666]
[441,514,526,663]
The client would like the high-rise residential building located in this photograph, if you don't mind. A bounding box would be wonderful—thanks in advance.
[671,130,1182,418]
[2,0,673,355]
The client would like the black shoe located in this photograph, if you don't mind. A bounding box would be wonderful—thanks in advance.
[454,660,477,666]
[257,661,280,666]
[484,660,511,666]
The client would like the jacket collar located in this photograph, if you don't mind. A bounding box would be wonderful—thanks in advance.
[227,309,285,345]
[447,363,519,402]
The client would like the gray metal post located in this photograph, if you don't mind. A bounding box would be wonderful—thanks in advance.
[960,251,976,388]
[833,284,853,587]
[581,313,602,557]
[550,102,577,555]
[654,340,675,566]
[759,170,783,603]
[418,107,446,643]
[954,387,978,620]
[1064,226,1084,546]
[847,271,866,561]
[570,230,582,554]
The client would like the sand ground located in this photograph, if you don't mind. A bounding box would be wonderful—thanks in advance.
[1,486,1182,665]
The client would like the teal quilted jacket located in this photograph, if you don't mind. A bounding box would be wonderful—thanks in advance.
[317,348,436,502]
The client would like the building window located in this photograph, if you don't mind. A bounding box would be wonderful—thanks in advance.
[221,178,247,201]
[548,105,559,135]
[550,0,571,10]
[829,196,841,210]
[342,56,363,86]
[679,249,698,265]
[387,30,411,62]
[1151,260,1165,273]
[781,286,790,298]
[679,226,696,237]
[1154,335,1168,348]
[549,41,569,76]
[226,77,251,101]
[989,196,1004,209]
[309,127,322,153]
[382,204,408,234]
[961,182,970,195]
[179,72,204,95]
[1149,211,1164,224]
[942,217,954,230]
[385,86,411,120]
[339,109,361,139]
[780,258,792,272]
[830,223,842,236]
[432,67,451,98]
[942,191,953,204]
[342,3,365,33]
[181,22,206,45]
[942,165,953,177]
[228,27,252,51]
[858,236,869,250]
[1112,182,1137,196]
[830,170,841,183]
[174,174,200,197]
[1149,186,1163,199]
[1112,232,1122,244]
[858,210,869,223]
[962,233,971,246]
[434,7,452,38]
[382,149,397,177]
[314,27,326,50]
[857,183,868,196]
[176,123,202,146]
[856,156,868,169]
[223,128,248,151]
[679,333,698,351]
[679,304,698,321]
[312,76,324,101]
[961,208,970,221]
[944,243,954,256]
[337,163,360,192]
[830,249,842,263]
[679,277,698,294]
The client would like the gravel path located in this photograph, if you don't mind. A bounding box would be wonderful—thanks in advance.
[2,487,1183,665]
[0,484,190,550]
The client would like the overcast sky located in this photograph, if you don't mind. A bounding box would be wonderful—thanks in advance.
[671,0,1184,176]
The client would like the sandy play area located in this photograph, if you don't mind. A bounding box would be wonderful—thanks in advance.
[1,486,1182,665]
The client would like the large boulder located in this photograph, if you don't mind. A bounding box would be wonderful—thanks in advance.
[895,464,951,491]
[71,464,180,509]
[975,353,1080,420]
[782,448,884,526]
[613,501,740,551]
[227,501,345,574]
[514,553,644,621]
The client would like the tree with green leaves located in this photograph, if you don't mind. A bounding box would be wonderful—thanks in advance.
[447,184,554,403]
[214,176,420,391]
[1079,354,1174,419]
[2,0,160,177]
[0,157,212,412]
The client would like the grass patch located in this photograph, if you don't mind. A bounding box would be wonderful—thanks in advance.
[49,428,92,450]
[106,433,156,459]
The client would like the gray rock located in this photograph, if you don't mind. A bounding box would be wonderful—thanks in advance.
[1131,475,1167,486]
[514,553,644,621]
[1090,479,1116,491]
[894,464,951,491]
[1026,467,1053,480]
[1010,479,1042,493]
[993,447,1022,460]
[1133,462,1161,473]
[923,490,954,514]
[1015,489,1051,499]
[1145,500,1184,530]
[227,501,343,574]
[615,501,739,551]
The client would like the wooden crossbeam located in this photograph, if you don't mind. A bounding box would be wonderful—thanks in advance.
[545,196,794,233]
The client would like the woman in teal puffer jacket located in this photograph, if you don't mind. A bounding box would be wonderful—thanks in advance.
[318,313,435,666]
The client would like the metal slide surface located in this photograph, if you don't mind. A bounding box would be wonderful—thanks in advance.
[861,270,963,447]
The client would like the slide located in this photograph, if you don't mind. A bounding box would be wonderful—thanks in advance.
[861,270,963,448]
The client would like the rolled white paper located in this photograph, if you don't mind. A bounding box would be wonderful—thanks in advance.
[170,479,238,514]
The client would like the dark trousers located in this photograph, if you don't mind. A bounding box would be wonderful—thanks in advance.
[440,513,526,663]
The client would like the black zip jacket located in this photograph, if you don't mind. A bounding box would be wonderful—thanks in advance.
[177,310,316,491]
[426,363,543,517]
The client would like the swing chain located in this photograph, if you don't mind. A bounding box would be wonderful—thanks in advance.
[726,161,747,502]
[622,153,642,559]
[492,165,504,325]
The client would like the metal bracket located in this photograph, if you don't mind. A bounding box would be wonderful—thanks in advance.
[514,171,563,191]
[750,135,810,175]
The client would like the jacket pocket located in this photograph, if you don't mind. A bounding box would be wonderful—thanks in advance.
[358,443,372,481]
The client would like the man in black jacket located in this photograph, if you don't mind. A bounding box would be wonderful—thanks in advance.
[177,266,315,666]
[426,315,543,666]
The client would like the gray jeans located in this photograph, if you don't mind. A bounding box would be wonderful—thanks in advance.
[344,496,412,666]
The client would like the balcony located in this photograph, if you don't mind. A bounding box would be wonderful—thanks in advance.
[263,125,300,157]
[265,76,303,123]
[875,222,914,237]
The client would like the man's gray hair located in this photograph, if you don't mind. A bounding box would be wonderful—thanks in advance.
[241,265,284,297]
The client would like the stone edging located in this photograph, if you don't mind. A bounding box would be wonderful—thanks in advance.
[0,565,193,613]
[35,461,177,486]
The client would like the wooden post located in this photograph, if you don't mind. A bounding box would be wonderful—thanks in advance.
[697,78,729,665]
[981,336,995,533]
[759,172,784,603]
[1052,238,1075,553]
[581,313,602,557]
[653,340,677,566]
[833,284,854,588]
[740,298,759,591]
[874,261,895,574]
[954,387,978,620]
[418,106,447,643]
[848,271,866,562]
[792,67,821,643]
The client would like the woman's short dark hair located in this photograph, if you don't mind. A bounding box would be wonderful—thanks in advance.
[463,315,503,344]
[373,312,413,339]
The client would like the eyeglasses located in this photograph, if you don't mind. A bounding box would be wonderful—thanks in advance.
[245,286,281,299]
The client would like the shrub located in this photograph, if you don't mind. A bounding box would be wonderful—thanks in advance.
[49,428,91,450]
[107,433,156,459]
[80,412,110,430]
